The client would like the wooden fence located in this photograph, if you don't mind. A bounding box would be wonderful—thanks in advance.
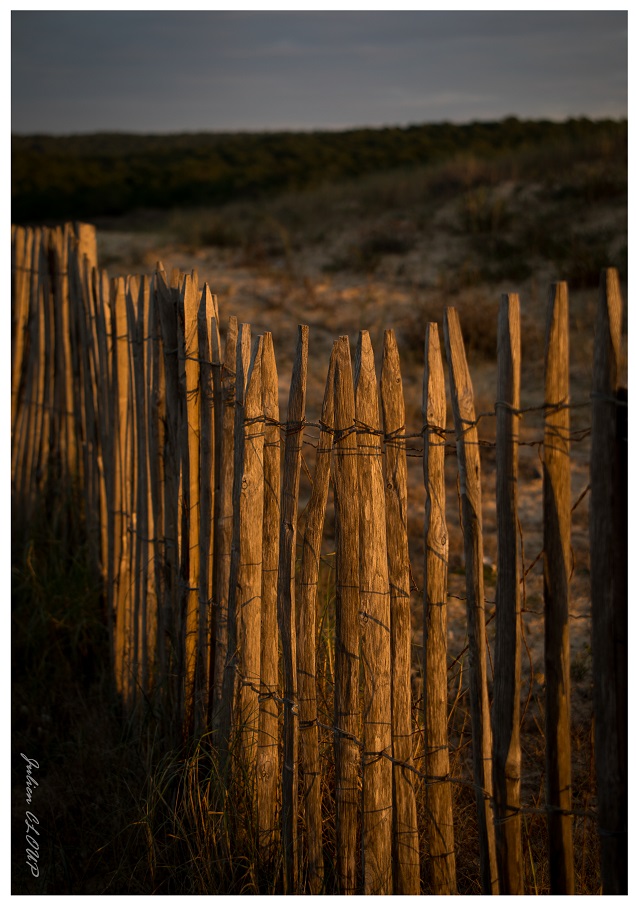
[11,223,627,895]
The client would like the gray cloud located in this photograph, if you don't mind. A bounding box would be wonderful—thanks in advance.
[11,11,627,133]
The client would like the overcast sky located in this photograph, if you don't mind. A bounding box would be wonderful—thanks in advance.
[11,10,627,134]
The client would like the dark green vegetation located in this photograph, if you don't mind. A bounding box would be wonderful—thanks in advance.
[12,117,626,223]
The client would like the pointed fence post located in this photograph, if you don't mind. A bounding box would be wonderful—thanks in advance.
[211,317,239,736]
[181,273,202,735]
[195,284,215,733]
[543,282,575,894]
[297,345,337,894]
[278,324,309,894]
[332,336,361,895]
[258,332,281,864]
[156,266,183,738]
[219,323,251,763]
[381,329,420,896]
[127,276,151,708]
[238,337,265,768]
[422,322,456,894]
[208,293,223,716]
[492,294,523,894]
[112,276,134,709]
[444,307,499,895]
[148,276,168,710]
[590,268,627,896]
[354,330,393,895]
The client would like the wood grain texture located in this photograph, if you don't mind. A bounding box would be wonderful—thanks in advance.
[211,317,238,738]
[354,330,393,895]
[219,323,251,762]
[55,225,77,475]
[238,336,265,767]
[543,282,574,894]
[444,307,499,895]
[493,294,523,894]
[156,266,183,735]
[333,335,361,895]
[74,221,98,271]
[127,276,150,709]
[112,276,133,708]
[97,268,117,673]
[278,324,309,893]
[208,292,223,715]
[422,322,456,894]
[76,250,102,580]
[195,283,215,733]
[590,269,627,896]
[258,331,281,861]
[297,345,336,894]
[182,273,202,734]
[381,329,420,896]
[148,278,167,707]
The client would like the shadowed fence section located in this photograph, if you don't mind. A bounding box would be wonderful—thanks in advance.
[11,223,627,895]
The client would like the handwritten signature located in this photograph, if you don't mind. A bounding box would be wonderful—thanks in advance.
[21,754,39,877]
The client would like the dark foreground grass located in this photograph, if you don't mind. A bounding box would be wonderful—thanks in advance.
[12,481,600,894]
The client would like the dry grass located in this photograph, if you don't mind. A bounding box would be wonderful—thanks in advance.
[13,480,601,893]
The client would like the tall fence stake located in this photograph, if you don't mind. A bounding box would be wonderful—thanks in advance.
[354,330,393,895]
[444,307,499,895]
[590,268,627,895]
[278,324,309,893]
[211,316,238,735]
[381,329,420,895]
[258,331,281,863]
[493,293,522,893]
[333,336,361,895]
[422,322,456,894]
[543,282,575,894]
[297,345,337,893]
[218,323,251,764]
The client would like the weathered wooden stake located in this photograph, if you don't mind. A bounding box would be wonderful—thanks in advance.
[196,283,215,732]
[493,294,523,894]
[127,276,150,707]
[543,282,575,894]
[156,266,183,736]
[333,336,361,895]
[182,273,202,734]
[238,336,265,767]
[208,292,223,716]
[422,322,456,894]
[112,276,133,708]
[147,278,167,707]
[444,307,499,895]
[211,317,238,736]
[590,268,627,896]
[219,323,251,762]
[381,329,420,896]
[278,324,309,894]
[354,330,393,895]
[297,346,337,894]
[258,332,281,862]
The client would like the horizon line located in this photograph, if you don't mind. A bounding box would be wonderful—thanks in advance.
[11,113,627,141]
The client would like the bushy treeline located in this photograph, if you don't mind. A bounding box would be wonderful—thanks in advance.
[12,117,626,223]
